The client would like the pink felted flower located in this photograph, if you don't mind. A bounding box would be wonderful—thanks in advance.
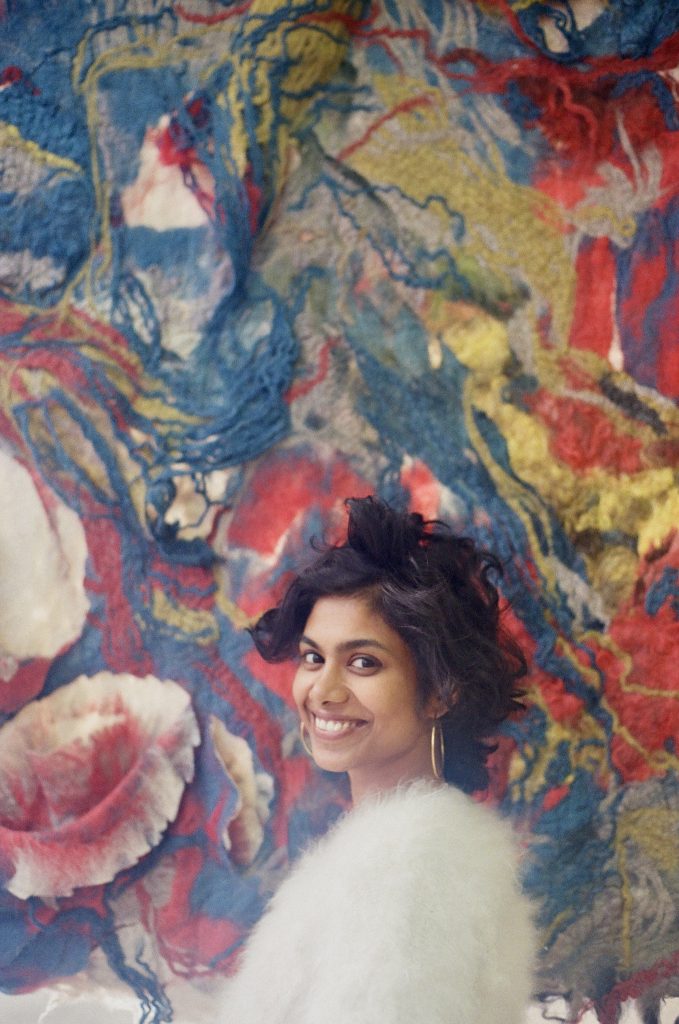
[0,672,200,898]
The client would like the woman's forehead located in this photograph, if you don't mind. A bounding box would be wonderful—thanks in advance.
[302,593,399,647]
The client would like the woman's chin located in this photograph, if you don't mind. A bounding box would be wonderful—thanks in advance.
[310,746,356,774]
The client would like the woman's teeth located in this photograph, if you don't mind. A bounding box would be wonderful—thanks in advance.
[314,716,357,734]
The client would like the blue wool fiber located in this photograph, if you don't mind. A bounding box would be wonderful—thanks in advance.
[645,567,679,616]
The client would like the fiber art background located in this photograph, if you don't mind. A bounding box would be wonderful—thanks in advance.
[0,0,678,1021]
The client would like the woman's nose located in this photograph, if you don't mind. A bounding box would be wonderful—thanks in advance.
[311,663,348,704]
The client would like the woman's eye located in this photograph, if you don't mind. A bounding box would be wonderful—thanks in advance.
[350,655,379,671]
[300,650,322,666]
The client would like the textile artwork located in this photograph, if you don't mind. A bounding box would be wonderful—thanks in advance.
[0,1,678,1021]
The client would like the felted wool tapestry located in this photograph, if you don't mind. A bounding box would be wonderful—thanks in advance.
[0,1,678,1022]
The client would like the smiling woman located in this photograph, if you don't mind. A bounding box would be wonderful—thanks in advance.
[219,497,536,1024]
[294,595,431,802]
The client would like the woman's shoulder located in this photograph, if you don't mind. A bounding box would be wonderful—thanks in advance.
[342,781,520,845]
[303,780,526,886]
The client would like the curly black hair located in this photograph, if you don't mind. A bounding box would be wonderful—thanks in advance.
[249,495,527,792]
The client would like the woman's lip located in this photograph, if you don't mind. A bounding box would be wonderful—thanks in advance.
[309,710,363,722]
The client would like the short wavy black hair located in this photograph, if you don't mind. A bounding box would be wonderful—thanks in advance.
[249,496,527,792]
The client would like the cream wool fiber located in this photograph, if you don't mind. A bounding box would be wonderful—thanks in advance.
[219,781,535,1024]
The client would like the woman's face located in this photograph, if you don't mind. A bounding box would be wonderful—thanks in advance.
[292,592,439,802]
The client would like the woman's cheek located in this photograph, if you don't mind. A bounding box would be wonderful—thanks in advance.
[291,668,307,711]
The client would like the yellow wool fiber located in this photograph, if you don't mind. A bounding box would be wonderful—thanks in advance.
[343,74,575,344]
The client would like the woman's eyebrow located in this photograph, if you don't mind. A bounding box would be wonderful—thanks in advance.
[300,635,389,653]
[338,638,389,653]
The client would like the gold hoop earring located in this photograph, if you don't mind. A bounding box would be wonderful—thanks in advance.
[300,721,314,758]
[431,720,445,781]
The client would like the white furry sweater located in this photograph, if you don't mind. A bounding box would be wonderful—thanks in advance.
[220,782,535,1024]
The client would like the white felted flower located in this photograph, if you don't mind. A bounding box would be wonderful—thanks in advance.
[0,450,89,664]
[0,672,200,899]
[209,715,273,866]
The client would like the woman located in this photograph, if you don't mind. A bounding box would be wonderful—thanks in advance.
[221,496,535,1023]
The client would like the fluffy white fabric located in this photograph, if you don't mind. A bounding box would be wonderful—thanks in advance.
[220,782,535,1024]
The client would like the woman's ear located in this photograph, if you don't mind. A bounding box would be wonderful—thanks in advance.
[425,695,450,719]
[425,684,458,718]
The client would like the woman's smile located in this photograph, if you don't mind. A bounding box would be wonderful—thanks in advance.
[311,713,366,736]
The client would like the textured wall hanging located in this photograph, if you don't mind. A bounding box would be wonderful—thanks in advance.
[0,1,678,1022]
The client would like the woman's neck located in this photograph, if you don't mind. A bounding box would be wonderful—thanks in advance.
[348,754,440,805]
